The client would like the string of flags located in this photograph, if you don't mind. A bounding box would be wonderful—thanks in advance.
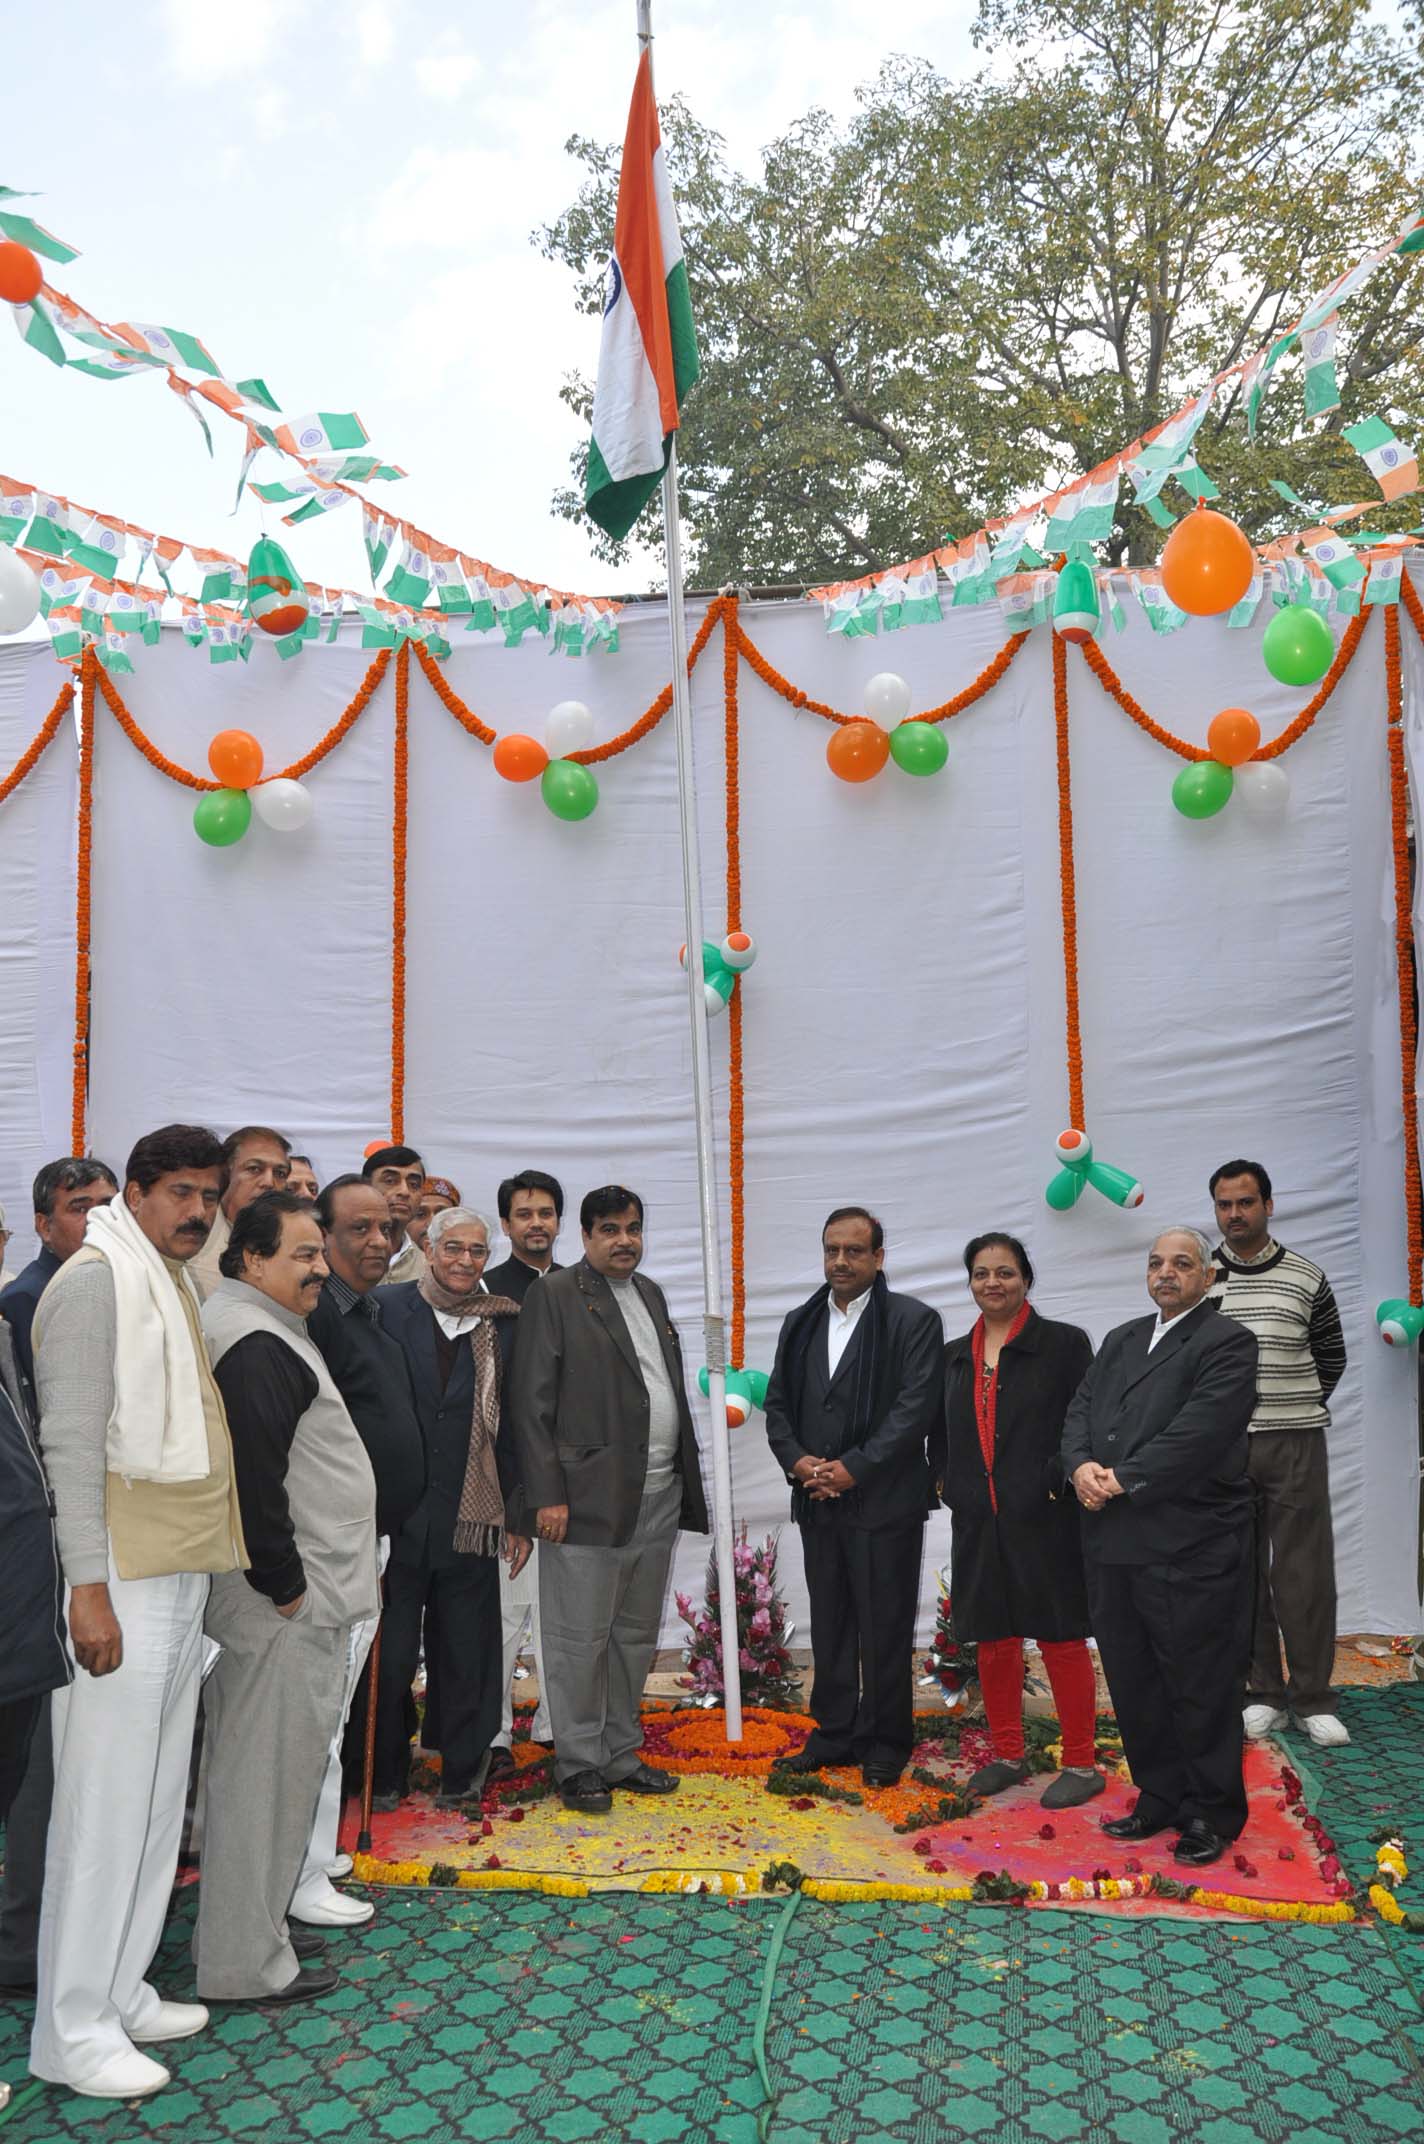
[810,207,1424,640]
[0,185,622,660]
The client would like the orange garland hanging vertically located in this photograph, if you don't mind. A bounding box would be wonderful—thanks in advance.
[72,651,96,1152]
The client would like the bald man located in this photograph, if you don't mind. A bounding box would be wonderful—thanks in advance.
[1061,1229,1258,1869]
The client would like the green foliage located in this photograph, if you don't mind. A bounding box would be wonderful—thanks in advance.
[539,0,1424,582]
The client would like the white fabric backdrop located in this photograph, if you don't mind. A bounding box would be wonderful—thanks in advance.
[0,581,1420,1642]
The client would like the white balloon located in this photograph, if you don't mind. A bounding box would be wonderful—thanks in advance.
[252,777,314,832]
[0,545,41,636]
[863,671,911,729]
[546,699,594,757]
[1233,762,1290,819]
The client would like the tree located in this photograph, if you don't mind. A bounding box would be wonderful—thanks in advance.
[538,0,1424,584]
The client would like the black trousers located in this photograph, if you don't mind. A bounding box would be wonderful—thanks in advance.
[799,1517,923,1768]
[1088,1543,1252,1839]
[374,1552,502,1796]
[0,1698,51,1983]
[0,1695,41,1826]
[1247,1429,1338,1716]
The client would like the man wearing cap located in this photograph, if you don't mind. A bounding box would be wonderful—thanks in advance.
[362,1146,426,1285]
[409,1176,460,1260]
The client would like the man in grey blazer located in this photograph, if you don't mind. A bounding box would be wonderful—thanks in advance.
[1061,1227,1259,1868]
[508,1185,709,1812]
[198,1191,379,2004]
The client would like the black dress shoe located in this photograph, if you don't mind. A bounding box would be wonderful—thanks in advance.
[371,1792,400,1814]
[435,1782,475,1808]
[560,1769,613,1813]
[1102,1809,1173,1841]
[290,1930,327,1961]
[1173,1820,1227,1867]
[772,1749,847,1776]
[209,1964,341,2006]
[862,1764,904,1788]
[485,1748,516,1784]
[610,1763,678,1795]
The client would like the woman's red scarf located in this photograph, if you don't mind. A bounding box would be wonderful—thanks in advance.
[970,1303,1032,1512]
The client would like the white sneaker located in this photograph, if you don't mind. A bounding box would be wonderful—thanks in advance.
[0,2082,10,2111]
[1243,1704,1286,1739]
[290,1878,374,1927]
[324,1854,354,1880]
[1301,1712,1351,1747]
[68,2050,170,2100]
[129,2001,209,2045]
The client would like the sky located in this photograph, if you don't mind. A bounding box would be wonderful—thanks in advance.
[0,1,983,604]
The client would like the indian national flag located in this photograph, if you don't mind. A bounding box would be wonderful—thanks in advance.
[585,52,699,541]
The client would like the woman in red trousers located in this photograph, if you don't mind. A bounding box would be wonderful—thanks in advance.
[934,1233,1101,1810]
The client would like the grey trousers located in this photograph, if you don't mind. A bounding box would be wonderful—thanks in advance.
[0,1701,51,1984]
[1247,1427,1339,1717]
[194,1571,347,1998]
[539,1476,681,1786]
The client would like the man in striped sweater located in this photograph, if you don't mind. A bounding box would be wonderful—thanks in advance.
[1208,1161,1349,1749]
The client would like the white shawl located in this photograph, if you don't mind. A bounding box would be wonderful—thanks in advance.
[86,1197,211,1482]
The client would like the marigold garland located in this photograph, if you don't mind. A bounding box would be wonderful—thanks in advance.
[391,640,409,1143]
[411,637,496,744]
[1052,631,1086,1129]
[571,596,727,763]
[92,643,393,788]
[0,678,71,807]
[1078,610,1370,764]
[1383,603,1424,1305]
[350,1852,588,1897]
[731,617,1029,727]
[72,653,95,1151]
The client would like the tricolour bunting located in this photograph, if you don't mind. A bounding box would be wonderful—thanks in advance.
[584,51,699,541]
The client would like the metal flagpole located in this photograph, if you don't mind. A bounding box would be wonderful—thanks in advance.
[638,0,743,1740]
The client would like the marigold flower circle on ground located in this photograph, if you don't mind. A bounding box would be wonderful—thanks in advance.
[643,1706,815,1773]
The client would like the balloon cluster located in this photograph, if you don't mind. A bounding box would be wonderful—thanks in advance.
[1046,1129,1144,1213]
[493,700,600,820]
[1171,709,1288,821]
[0,545,41,637]
[195,731,313,847]
[826,673,949,784]
[1376,1299,1424,1348]
[679,932,756,1017]
[697,1364,770,1427]
[247,536,310,638]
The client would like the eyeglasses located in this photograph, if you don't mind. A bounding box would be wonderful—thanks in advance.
[439,1245,489,1263]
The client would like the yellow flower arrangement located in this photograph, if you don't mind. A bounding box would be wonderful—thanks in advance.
[1376,1843,1408,1885]
[1371,1883,1407,1925]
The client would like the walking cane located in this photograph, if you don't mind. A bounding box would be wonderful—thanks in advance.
[356,1617,383,1855]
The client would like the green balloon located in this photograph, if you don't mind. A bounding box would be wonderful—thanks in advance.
[744,1369,770,1411]
[888,720,949,777]
[1262,604,1334,687]
[1172,760,1233,819]
[540,758,599,821]
[193,788,252,847]
[1045,1167,1086,1211]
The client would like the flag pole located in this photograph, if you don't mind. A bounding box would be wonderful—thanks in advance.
[639,0,743,1742]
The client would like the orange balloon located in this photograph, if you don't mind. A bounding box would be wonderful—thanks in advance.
[826,719,890,784]
[1206,707,1261,767]
[207,729,264,789]
[492,732,549,783]
[0,241,42,305]
[1159,505,1255,617]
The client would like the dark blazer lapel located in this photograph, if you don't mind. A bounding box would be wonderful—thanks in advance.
[1119,1302,1209,1395]
[578,1262,642,1383]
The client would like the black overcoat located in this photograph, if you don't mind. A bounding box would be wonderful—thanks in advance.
[934,1309,1094,1642]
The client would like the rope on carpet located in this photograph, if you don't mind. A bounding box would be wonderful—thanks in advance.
[752,1886,803,2144]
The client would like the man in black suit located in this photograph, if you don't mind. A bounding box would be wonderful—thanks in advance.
[764,1207,943,1788]
[508,1186,709,1813]
[374,1208,529,1806]
[1061,1226,1259,1867]
[484,1170,564,1305]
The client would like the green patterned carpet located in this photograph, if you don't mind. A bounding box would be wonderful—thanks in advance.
[0,1685,1420,2144]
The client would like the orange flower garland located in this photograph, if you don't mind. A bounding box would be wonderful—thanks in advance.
[0,678,71,807]
[1384,603,1423,1303]
[411,637,496,745]
[731,616,1029,727]
[640,1706,816,1775]
[391,640,410,1143]
[1079,610,1371,763]
[72,652,96,1151]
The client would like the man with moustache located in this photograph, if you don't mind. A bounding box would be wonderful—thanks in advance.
[362,1145,427,1284]
[29,1125,245,2102]
[189,1126,293,1302]
[484,1170,564,1770]
[763,1207,943,1789]
[285,1157,320,1207]
[1061,1227,1259,1867]
[510,1186,708,1813]
[408,1175,460,1259]
[198,1192,378,2004]
[0,1158,118,1406]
